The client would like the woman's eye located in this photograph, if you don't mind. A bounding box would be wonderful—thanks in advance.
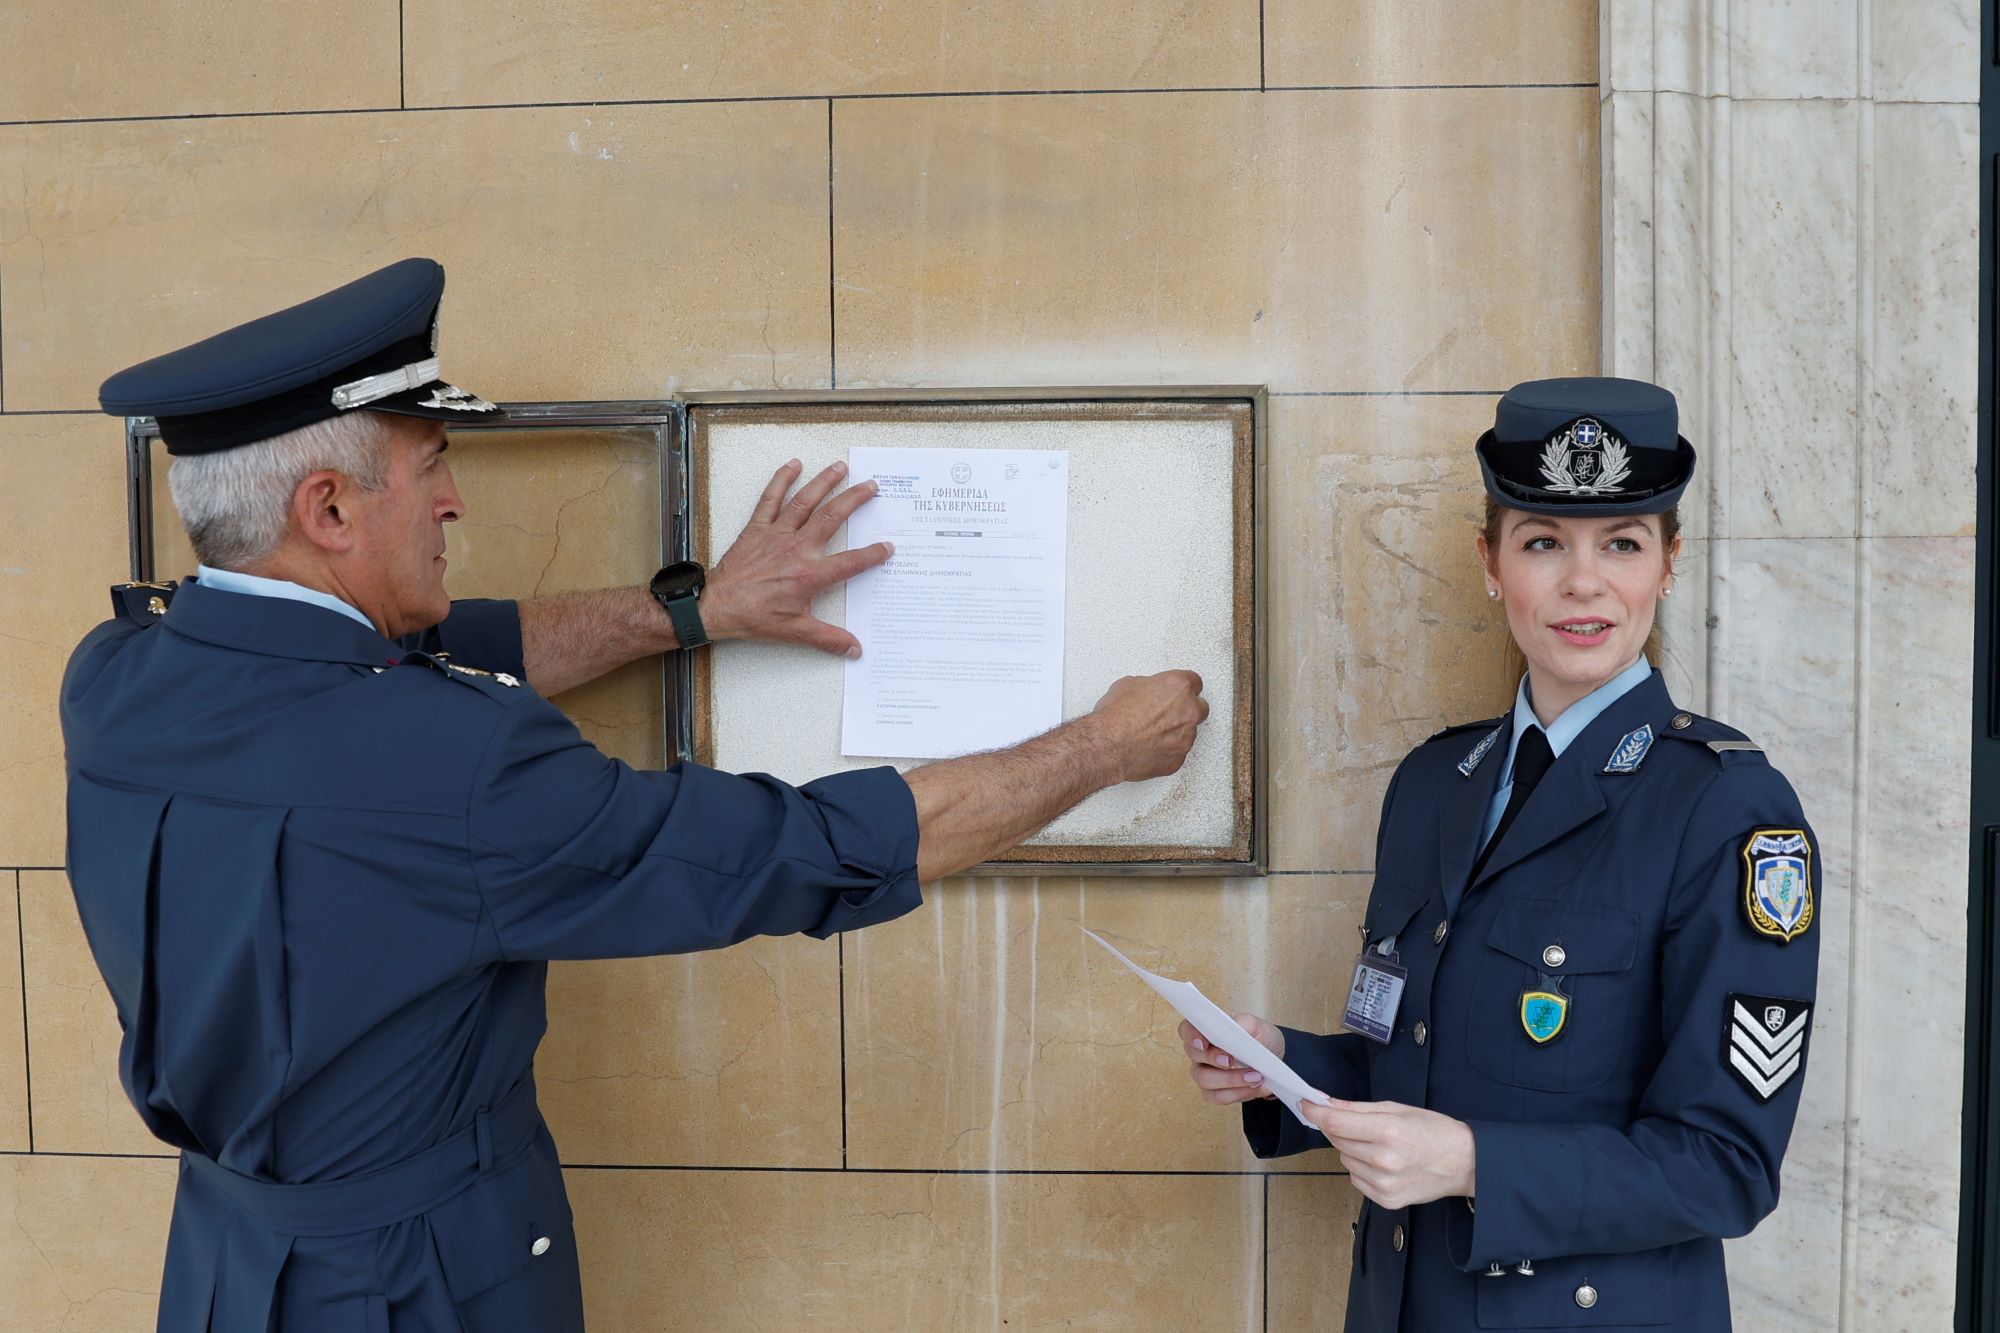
[1608,538,1643,553]
[1524,537,1559,552]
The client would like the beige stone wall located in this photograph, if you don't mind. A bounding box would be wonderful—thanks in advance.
[0,3,1605,1327]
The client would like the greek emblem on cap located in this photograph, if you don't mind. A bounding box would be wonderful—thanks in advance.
[1742,828,1814,943]
[417,384,499,412]
[1538,417,1632,496]
[1520,990,1568,1044]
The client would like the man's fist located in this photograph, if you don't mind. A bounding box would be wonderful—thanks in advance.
[1088,670,1208,784]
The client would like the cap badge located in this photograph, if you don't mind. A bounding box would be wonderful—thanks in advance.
[1539,417,1632,496]
[418,384,499,413]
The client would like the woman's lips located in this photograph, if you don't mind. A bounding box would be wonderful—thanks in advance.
[1551,619,1613,646]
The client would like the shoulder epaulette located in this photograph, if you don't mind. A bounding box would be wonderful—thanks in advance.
[1656,710,1764,759]
[1427,716,1505,744]
[391,649,530,703]
[110,580,178,625]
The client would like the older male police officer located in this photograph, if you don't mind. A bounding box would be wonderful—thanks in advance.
[64,258,1207,1331]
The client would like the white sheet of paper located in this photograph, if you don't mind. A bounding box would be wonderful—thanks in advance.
[841,446,1069,759]
[1083,929,1332,1130]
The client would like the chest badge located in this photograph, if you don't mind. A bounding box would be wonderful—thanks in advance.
[1742,828,1814,943]
[1520,989,1569,1043]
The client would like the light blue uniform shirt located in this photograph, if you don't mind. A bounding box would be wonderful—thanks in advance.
[1480,655,1655,850]
[196,564,376,633]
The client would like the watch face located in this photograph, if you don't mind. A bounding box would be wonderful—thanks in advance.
[652,561,705,600]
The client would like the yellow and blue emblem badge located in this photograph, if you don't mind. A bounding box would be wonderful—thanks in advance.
[1742,828,1814,943]
[1520,989,1568,1043]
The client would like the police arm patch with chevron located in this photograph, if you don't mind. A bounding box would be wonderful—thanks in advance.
[1724,994,1811,1101]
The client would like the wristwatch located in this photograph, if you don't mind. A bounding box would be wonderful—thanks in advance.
[649,560,709,649]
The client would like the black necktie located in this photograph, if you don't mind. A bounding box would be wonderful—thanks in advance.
[1473,725,1554,880]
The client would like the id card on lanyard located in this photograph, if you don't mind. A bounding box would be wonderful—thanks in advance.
[1341,935,1407,1044]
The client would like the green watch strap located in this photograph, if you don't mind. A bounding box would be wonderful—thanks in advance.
[664,594,708,649]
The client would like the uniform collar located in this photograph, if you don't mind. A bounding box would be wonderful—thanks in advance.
[1499,655,1655,782]
[162,577,406,668]
[196,563,376,632]
[1441,668,1678,892]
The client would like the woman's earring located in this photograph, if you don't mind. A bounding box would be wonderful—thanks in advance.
[1661,584,1674,599]
[1487,587,1500,600]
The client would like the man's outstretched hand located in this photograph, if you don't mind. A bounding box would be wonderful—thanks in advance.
[700,459,892,657]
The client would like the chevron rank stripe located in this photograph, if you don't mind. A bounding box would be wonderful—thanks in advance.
[1723,993,1812,1101]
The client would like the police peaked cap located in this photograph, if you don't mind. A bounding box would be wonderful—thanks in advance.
[1475,376,1696,517]
[98,258,505,455]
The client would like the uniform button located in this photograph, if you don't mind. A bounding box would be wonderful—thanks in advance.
[1542,944,1566,968]
[1575,1284,1598,1309]
[531,1236,552,1257]
[1484,1264,1507,1277]
[1516,1260,1536,1276]
[1392,1225,1406,1253]
[1413,1021,1428,1047]
[1433,920,1450,946]
[1670,713,1693,730]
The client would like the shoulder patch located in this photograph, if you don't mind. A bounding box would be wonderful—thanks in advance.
[1742,828,1814,943]
[110,580,179,624]
[1725,994,1811,1101]
[1456,725,1505,777]
[1602,724,1655,774]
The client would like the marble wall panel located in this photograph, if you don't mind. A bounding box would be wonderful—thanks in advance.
[1729,0,1861,101]
[537,936,843,1168]
[18,872,168,1158]
[1846,536,1972,1328]
[1727,100,1860,540]
[1267,1175,1363,1326]
[1263,0,1596,88]
[832,89,1599,392]
[843,874,1362,1172]
[403,0,1257,105]
[1871,0,1981,103]
[0,1,397,123]
[567,1166,1265,1327]
[1709,539,1856,1330]
[1602,90,1657,384]
[0,875,25,1152]
[1864,103,1979,539]
[1265,396,1518,874]
[0,416,131,867]
[0,101,832,413]
[0,1155,176,1333]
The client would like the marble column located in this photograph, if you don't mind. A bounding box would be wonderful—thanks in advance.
[1601,1,1979,1327]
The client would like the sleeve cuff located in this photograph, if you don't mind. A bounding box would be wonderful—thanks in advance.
[798,766,923,937]
[1451,1120,1581,1271]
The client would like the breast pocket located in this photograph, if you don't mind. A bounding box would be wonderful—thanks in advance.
[1464,901,1641,1093]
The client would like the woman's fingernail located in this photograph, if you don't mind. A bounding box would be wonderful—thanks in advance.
[832,460,847,473]
[846,645,862,660]
[1245,1072,1263,1085]
[1192,1037,1206,1052]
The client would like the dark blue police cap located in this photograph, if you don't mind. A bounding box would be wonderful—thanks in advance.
[98,258,504,455]
[1474,376,1696,517]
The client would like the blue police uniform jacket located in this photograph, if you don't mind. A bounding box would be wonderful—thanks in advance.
[61,580,923,1331]
[1244,670,1820,1332]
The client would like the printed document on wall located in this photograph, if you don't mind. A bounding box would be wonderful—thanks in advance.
[841,446,1068,759]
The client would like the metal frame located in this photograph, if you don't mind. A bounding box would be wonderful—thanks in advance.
[123,385,1268,878]
[1961,3,2000,1323]
[680,385,1269,877]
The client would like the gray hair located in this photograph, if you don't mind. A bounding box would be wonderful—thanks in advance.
[167,410,395,569]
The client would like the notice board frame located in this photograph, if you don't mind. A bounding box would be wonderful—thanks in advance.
[680,386,1267,877]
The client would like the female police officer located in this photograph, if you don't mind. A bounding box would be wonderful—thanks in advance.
[1181,377,1820,1330]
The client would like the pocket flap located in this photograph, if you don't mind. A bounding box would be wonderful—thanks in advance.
[1363,878,1430,941]
[1485,901,1639,975]
[426,1137,574,1304]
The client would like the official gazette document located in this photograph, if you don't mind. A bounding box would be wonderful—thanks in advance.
[840,446,1069,759]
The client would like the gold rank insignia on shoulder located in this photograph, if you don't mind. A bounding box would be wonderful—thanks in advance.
[445,661,521,688]
[1742,828,1813,943]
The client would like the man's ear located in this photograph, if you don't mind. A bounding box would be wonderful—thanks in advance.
[292,470,356,555]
